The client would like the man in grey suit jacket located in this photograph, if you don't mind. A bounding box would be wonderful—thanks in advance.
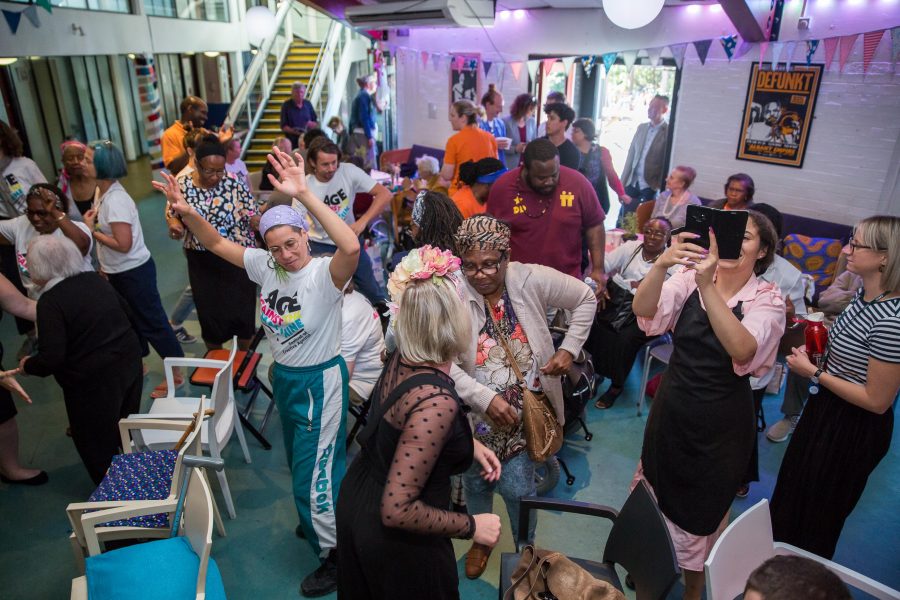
[618,95,670,227]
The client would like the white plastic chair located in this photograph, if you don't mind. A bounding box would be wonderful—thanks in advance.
[705,499,900,600]
[137,338,250,519]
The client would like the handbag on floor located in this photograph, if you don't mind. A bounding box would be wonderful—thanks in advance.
[504,545,626,600]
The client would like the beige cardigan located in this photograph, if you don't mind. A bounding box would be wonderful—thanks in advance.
[450,262,596,425]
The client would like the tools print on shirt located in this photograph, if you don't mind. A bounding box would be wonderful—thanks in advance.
[321,187,352,221]
[259,287,311,351]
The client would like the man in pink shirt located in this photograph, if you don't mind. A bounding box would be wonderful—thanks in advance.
[486,139,607,295]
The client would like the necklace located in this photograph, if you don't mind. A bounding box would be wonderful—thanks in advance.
[641,247,663,264]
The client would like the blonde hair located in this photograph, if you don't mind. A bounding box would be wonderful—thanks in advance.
[394,279,470,364]
[451,100,481,125]
[855,215,900,293]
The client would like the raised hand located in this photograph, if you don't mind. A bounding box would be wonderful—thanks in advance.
[691,228,719,288]
[266,147,308,199]
[151,172,191,217]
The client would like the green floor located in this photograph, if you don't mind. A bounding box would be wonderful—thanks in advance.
[0,189,897,599]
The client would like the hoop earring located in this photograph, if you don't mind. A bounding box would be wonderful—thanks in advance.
[267,253,276,269]
[307,242,312,254]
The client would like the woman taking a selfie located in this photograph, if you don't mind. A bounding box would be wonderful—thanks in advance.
[631,211,785,600]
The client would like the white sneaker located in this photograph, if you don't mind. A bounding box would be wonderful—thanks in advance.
[766,415,800,443]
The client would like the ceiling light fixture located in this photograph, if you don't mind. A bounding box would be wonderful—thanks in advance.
[603,0,664,29]
[513,8,526,18]
[203,51,221,58]
[245,5,277,41]
[0,58,18,66]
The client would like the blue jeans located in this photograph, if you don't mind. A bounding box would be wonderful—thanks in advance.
[617,183,658,227]
[107,258,184,360]
[169,285,194,326]
[463,451,537,542]
[309,238,386,305]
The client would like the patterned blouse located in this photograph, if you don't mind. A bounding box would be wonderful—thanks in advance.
[178,174,257,251]
[472,291,542,462]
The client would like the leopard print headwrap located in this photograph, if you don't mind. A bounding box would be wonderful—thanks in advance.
[455,215,511,255]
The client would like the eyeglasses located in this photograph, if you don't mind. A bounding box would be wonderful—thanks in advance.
[726,186,747,194]
[847,240,884,254]
[461,254,506,276]
[642,229,667,239]
[200,167,226,177]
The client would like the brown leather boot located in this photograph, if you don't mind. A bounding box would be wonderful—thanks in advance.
[464,542,492,579]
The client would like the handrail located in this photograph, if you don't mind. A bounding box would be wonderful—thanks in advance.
[308,20,342,115]
[226,0,294,131]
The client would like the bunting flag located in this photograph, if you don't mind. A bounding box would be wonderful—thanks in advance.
[784,40,797,71]
[862,30,885,73]
[721,34,738,61]
[420,51,429,69]
[601,52,617,75]
[805,40,819,66]
[823,37,839,70]
[838,33,858,72]
[770,42,784,69]
[669,43,687,69]
[541,58,556,78]
[36,0,52,13]
[734,40,753,61]
[561,56,575,74]
[483,60,493,77]
[892,27,900,64]
[647,47,662,67]
[758,41,768,69]
[453,55,465,70]
[693,39,712,65]
[580,55,596,77]
[510,61,524,81]
[526,59,540,83]
[22,5,40,27]
[431,53,442,70]
[2,9,22,34]
[621,50,637,70]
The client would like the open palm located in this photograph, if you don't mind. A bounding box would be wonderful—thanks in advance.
[266,147,308,198]
[151,171,190,217]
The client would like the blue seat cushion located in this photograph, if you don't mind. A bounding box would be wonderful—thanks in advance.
[88,450,177,528]
[86,536,226,600]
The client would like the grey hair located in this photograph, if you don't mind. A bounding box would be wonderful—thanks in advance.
[26,235,84,283]
[291,82,307,91]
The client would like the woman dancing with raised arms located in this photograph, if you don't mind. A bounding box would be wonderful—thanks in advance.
[153,147,359,598]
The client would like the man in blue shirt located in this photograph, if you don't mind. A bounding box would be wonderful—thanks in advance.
[348,75,380,171]
[478,84,509,167]
[280,82,318,150]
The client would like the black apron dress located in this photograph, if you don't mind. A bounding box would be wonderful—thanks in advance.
[641,289,755,536]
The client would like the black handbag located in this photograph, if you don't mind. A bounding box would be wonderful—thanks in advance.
[596,245,643,332]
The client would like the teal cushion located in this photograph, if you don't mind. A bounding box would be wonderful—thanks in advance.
[85,536,226,599]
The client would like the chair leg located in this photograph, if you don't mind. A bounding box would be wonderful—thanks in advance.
[215,467,237,519]
[201,470,227,536]
[69,533,86,575]
[233,404,252,464]
[638,347,653,417]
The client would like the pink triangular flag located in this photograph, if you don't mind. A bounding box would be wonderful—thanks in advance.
[454,55,465,70]
[542,58,557,78]
[421,51,430,69]
[823,37,839,70]
[510,61,524,81]
[862,30,885,73]
[758,41,768,69]
[838,34,858,72]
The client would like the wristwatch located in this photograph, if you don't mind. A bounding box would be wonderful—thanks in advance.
[809,368,824,394]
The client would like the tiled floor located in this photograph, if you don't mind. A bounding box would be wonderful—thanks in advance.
[0,185,897,599]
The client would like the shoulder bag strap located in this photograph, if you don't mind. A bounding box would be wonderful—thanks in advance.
[486,302,527,385]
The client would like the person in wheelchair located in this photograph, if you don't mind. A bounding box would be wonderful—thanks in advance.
[589,216,674,409]
[449,215,596,580]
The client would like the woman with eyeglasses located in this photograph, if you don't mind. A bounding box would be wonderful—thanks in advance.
[590,217,675,409]
[155,147,359,597]
[449,215,596,579]
[170,135,257,353]
[771,215,900,559]
[502,94,537,167]
[711,173,755,211]
[82,140,185,399]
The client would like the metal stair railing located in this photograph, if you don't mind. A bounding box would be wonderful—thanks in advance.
[307,19,343,119]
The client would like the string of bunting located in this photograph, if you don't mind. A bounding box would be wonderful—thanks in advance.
[386,24,899,83]
[3,0,51,35]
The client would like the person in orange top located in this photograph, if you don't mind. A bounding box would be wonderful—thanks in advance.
[452,158,507,219]
[161,96,234,172]
[440,100,499,193]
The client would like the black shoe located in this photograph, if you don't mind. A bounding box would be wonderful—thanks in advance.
[300,551,338,597]
[295,524,306,539]
[1,471,49,486]
[625,573,635,589]
[594,387,622,410]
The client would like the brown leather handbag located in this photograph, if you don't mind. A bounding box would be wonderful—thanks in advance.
[487,310,563,463]
[504,545,626,600]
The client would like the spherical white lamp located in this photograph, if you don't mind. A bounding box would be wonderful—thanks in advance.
[603,0,664,29]
[245,6,277,42]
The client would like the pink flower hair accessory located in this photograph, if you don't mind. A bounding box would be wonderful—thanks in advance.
[386,245,462,313]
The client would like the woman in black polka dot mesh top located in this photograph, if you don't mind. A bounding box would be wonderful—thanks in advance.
[336,274,502,599]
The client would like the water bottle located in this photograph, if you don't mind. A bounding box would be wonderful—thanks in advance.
[804,312,828,368]
[584,277,597,292]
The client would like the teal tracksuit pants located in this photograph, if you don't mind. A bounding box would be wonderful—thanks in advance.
[272,356,349,559]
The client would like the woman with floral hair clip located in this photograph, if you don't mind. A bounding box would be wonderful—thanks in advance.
[336,244,503,600]
[153,146,359,598]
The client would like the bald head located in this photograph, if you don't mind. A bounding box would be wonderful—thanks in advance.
[180,96,208,128]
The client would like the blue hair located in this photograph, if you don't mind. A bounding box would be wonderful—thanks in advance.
[91,140,128,180]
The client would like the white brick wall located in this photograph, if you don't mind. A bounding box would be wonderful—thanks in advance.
[671,46,900,226]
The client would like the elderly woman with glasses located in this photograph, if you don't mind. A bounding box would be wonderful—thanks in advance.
[448,215,596,580]
[82,140,185,398]
[771,215,900,560]
[171,134,257,352]
[591,216,675,409]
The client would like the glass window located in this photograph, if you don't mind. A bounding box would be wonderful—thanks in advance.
[145,0,229,21]
[6,0,129,13]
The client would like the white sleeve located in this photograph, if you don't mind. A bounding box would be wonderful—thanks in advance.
[604,241,632,274]
[104,191,137,225]
[348,164,377,193]
[25,160,48,186]
[0,217,18,243]
[72,221,95,255]
[313,257,345,300]
[242,248,269,284]
[341,296,373,361]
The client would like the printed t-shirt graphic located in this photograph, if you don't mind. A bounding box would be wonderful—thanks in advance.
[305,163,377,246]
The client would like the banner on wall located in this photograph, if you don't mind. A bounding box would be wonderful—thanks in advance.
[450,53,480,103]
[737,63,822,168]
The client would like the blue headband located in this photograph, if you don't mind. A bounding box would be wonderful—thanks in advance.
[475,166,508,185]
[259,205,307,238]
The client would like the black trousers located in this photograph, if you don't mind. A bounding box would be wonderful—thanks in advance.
[0,243,32,335]
[62,358,143,485]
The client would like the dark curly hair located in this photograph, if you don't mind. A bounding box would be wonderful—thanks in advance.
[415,191,463,256]
[0,121,24,158]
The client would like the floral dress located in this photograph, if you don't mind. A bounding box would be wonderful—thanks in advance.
[177,174,256,251]
[472,291,542,462]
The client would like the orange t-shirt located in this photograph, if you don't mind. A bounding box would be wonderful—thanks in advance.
[452,186,487,220]
[161,121,187,168]
[444,126,498,193]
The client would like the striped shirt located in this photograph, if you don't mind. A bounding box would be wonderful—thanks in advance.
[825,291,900,385]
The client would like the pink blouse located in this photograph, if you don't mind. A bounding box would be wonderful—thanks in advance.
[637,267,786,377]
